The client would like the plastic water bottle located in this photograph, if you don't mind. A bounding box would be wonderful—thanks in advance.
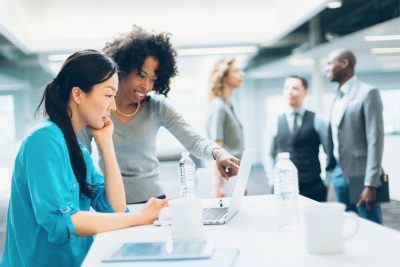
[178,152,196,198]
[273,152,299,230]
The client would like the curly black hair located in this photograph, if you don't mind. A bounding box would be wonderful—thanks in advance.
[104,25,178,96]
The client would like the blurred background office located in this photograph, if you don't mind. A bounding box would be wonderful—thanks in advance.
[0,0,399,253]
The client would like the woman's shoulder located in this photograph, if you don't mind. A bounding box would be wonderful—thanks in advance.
[23,120,65,147]
[147,93,168,106]
[27,120,63,139]
[147,93,175,114]
[209,98,227,111]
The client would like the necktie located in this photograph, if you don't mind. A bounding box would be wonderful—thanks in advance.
[292,112,299,135]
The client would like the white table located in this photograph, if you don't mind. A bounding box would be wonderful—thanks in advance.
[82,195,400,267]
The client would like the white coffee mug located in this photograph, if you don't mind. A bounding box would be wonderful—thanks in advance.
[303,203,359,254]
[160,198,204,240]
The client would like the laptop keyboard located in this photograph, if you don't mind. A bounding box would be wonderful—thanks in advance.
[202,208,229,220]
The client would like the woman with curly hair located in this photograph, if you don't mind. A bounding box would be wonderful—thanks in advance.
[78,26,239,204]
[206,58,245,197]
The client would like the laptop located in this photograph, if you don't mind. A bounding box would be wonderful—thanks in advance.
[202,148,255,225]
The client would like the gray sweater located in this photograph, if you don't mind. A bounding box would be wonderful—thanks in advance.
[78,94,218,203]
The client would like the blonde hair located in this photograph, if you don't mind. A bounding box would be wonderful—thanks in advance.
[208,57,236,100]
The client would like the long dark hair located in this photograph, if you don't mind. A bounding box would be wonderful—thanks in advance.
[36,49,118,197]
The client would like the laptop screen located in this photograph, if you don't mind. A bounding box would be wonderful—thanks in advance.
[225,148,255,219]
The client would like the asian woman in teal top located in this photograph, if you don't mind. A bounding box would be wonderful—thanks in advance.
[0,50,168,267]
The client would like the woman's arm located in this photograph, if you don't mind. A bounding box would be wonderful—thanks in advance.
[71,197,168,236]
[88,119,126,212]
[213,140,225,197]
[158,96,240,177]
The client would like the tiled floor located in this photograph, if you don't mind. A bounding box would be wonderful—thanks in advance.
[0,163,399,257]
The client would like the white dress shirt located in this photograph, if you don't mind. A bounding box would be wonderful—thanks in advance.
[330,76,357,162]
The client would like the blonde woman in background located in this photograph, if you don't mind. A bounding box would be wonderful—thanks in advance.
[206,58,246,197]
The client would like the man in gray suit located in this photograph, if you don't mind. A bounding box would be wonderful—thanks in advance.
[325,49,386,224]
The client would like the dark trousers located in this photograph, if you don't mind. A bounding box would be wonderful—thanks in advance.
[299,178,327,202]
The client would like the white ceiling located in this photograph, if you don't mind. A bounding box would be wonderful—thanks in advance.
[0,0,328,53]
[248,18,400,78]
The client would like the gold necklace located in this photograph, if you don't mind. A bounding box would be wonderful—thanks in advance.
[115,101,141,117]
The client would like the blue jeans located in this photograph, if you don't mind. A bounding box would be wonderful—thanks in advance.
[330,165,382,224]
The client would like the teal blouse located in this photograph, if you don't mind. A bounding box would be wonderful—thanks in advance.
[1,120,116,267]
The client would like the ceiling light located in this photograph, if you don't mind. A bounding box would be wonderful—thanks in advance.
[364,35,400,41]
[326,0,342,9]
[249,71,284,79]
[379,62,400,70]
[371,48,400,54]
[376,55,400,62]
[177,46,257,56]
[48,54,70,62]
[289,57,314,66]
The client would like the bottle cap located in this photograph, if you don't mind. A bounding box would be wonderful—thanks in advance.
[277,152,290,159]
[181,151,190,158]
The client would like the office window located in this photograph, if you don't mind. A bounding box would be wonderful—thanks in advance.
[264,95,285,127]
[0,95,15,147]
[0,95,15,192]
[381,89,400,135]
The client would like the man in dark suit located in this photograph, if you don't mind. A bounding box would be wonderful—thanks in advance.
[325,49,387,223]
[266,75,328,202]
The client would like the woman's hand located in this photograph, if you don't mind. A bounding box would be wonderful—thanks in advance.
[137,198,169,224]
[212,148,240,179]
[87,118,114,148]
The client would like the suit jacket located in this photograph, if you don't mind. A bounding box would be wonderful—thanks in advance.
[326,77,387,202]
